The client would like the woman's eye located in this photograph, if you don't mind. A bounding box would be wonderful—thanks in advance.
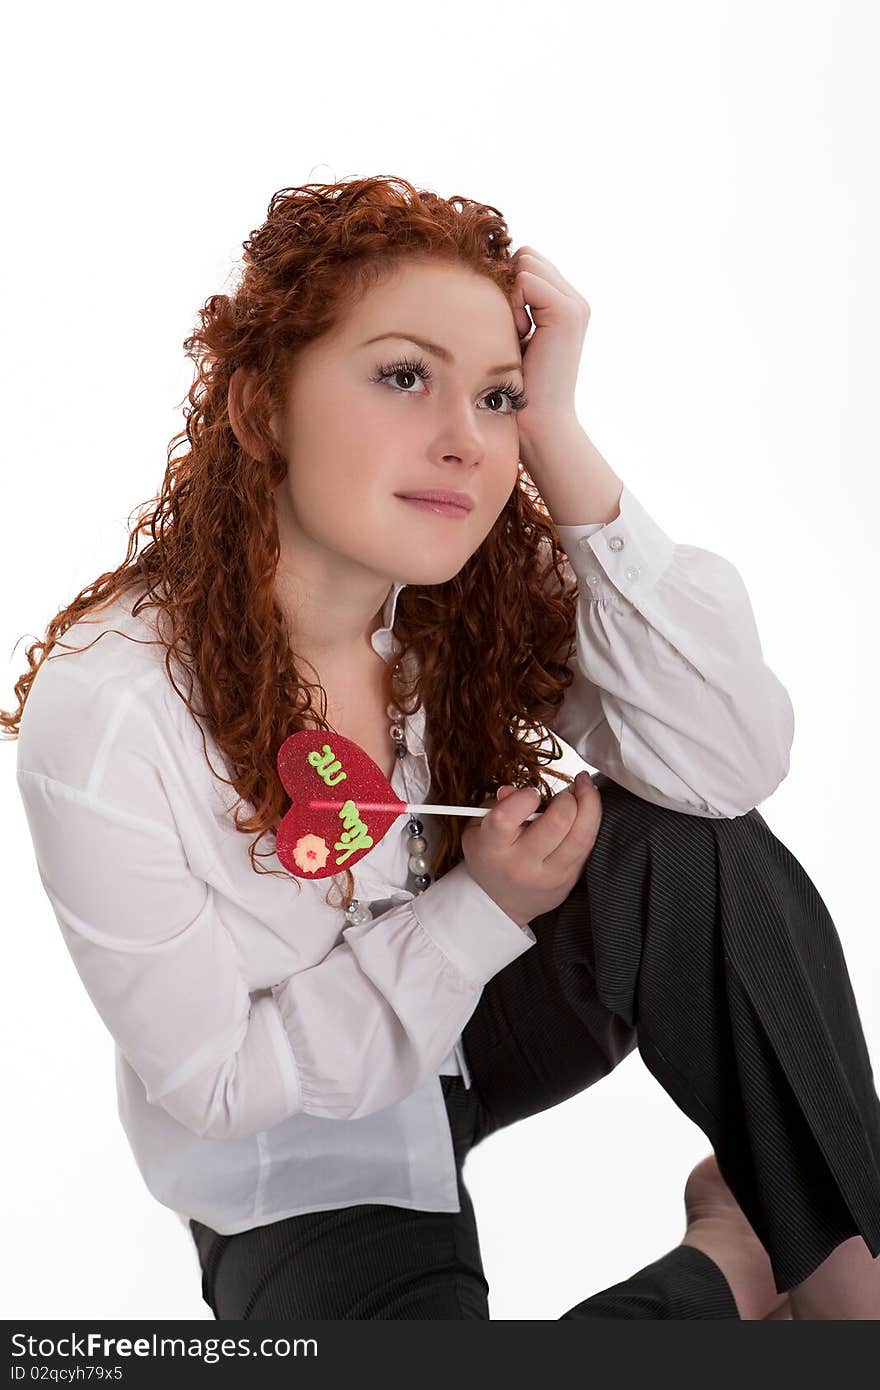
[384,365,425,392]
[370,355,528,414]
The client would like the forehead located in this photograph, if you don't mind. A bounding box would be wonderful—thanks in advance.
[338,261,519,357]
[353,259,503,318]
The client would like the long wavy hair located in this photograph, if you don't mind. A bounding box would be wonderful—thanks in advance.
[2,174,581,911]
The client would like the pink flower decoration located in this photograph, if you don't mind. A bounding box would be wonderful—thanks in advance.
[292,833,331,874]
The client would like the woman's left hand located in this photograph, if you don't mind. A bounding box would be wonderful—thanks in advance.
[508,245,591,444]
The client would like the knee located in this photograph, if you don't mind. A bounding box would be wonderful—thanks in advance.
[592,773,763,843]
[587,776,766,919]
[590,773,722,856]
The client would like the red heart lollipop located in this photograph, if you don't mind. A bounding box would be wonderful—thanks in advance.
[275,729,409,880]
[275,729,546,880]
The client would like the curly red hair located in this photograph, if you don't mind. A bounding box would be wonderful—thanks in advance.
[2,173,580,910]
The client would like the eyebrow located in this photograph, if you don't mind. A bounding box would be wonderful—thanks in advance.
[359,332,522,377]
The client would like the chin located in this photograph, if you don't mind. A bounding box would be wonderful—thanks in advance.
[395,554,474,586]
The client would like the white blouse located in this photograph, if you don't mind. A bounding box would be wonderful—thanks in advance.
[15,484,794,1235]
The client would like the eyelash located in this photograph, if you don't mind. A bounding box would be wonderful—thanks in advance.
[370,355,529,414]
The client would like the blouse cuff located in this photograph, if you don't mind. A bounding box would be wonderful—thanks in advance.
[409,859,537,990]
[555,484,677,604]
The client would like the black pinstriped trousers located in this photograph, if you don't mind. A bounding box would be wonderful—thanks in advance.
[190,774,880,1318]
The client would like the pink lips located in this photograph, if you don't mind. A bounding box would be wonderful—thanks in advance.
[395,489,473,510]
[396,497,470,519]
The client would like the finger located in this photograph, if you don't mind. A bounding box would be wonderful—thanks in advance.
[470,786,521,834]
[478,785,513,809]
[483,783,530,808]
[514,785,581,860]
[514,246,568,289]
[513,251,590,312]
[483,785,544,846]
[510,266,562,329]
[492,774,588,808]
[508,289,533,341]
[541,777,602,875]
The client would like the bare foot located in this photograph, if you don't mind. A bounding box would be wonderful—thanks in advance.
[788,1235,880,1319]
[679,1153,791,1320]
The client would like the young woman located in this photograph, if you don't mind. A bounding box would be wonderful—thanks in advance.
[6,175,879,1319]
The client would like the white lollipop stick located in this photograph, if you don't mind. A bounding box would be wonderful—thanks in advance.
[308,798,542,821]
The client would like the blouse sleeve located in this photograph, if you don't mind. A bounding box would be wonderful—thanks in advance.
[17,737,534,1139]
[551,485,795,818]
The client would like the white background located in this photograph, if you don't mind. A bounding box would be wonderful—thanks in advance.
[1,0,877,1321]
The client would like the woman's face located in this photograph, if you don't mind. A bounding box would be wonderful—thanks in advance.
[268,259,525,592]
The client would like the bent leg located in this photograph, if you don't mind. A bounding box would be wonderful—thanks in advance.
[463,774,880,1297]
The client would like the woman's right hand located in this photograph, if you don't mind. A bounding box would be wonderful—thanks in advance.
[460,772,603,928]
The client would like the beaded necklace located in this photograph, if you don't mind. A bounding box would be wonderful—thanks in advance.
[341,658,431,928]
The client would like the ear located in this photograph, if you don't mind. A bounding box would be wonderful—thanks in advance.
[228,366,278,463]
